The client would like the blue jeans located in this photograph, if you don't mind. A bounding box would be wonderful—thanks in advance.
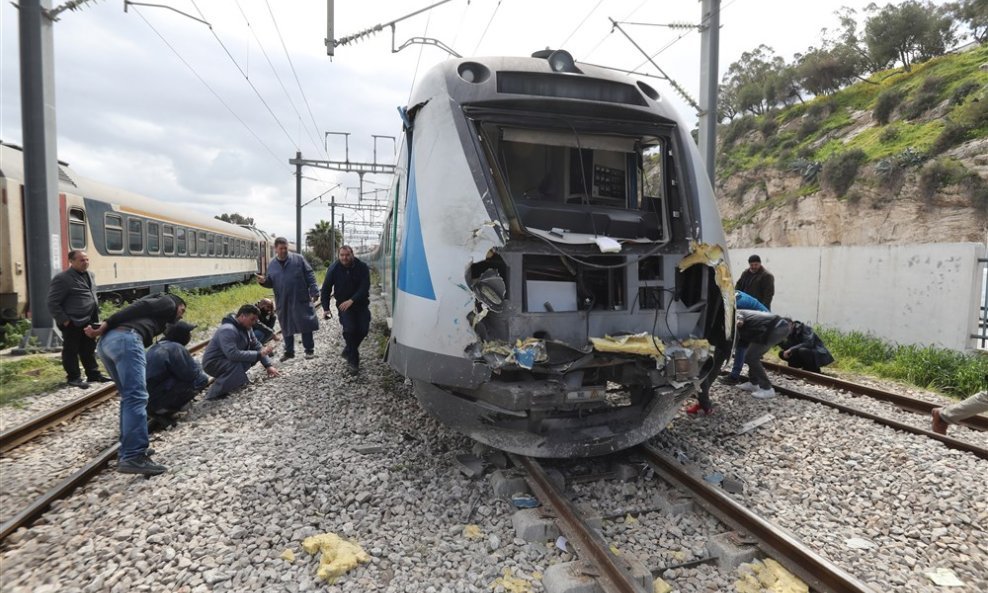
[97,329,150,461]
[284,332,314,355]
[729,344,748,378]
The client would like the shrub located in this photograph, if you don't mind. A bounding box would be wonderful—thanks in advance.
[796,117,820,140]
[806,98,836,118]
[720,116,756,149]
[759,117,779,137]
[918,158,966,202]
[949,81,980,106]
[821,149,867,197]
[930,121,972,155]
[900,90,940,120]
[879,124,900,144]
[873,90,904,125]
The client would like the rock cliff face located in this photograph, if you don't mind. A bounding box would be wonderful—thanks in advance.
[713,137,988,249]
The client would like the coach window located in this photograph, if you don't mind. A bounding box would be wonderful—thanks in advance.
[208,233,215,256]
[223,237,229,257]
[163,225,175,254]
[176,228,187,255]
[105,214,124,253]
[128,218,144,254]
[189,230,198,255]
[68,208,87,250]
[199,233,207,255]
[147,222,160,254]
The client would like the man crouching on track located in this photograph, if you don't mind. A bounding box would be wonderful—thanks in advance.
[320,245,371,375]
[85,293,187,476]
[145,321,209,430]
[201,304,279,400]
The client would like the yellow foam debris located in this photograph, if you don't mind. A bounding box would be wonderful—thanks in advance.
[488,568,532,593]
[672,550,687,562]
[301,533,370,583]
[463,524,483,539]
[590,333,665,358]
[531,571,543,581]
[735,559,809,593]
[609,544,622,556]
[279,548,296,563]
[624,513,638,524]
[677,242,736,339]
[653,577,673,593]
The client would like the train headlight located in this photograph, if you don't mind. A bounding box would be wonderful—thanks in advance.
[457,62,491,84]
[471,268,506,311]
[547,50,579,74]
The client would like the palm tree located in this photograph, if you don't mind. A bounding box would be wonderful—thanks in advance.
[306,220,339,262]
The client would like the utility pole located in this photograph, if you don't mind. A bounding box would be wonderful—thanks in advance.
[294,150,302,251]
[329,196,336,262]
[17,0,61,352]
[698,0,721,186]
[340,215,345,247]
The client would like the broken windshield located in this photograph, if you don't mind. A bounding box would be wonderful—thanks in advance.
[479,122,668,243]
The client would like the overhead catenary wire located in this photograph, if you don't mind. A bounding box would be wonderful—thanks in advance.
[190,0,298,151]
[583,0,648,60]
[233,0,325,159]
[407,10,433,104]
[471,0,503,55]
[558,0,604,49]
[630,0,740,72]
[130,6,289,173]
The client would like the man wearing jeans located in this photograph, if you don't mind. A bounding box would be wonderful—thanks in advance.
[87,293,187,476]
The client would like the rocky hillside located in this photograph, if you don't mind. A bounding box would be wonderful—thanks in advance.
[708,43,988,248]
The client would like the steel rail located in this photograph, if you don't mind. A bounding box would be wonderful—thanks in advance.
[511,454,649,593]
[764,362,988,432]
[0,443,119,542]
[771,384,988,461]
[0,339,211,455]
[639,445,876,593]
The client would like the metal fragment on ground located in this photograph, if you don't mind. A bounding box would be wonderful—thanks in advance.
[737,414,776,435]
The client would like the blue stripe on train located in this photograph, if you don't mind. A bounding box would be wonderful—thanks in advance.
[397,151,436,300]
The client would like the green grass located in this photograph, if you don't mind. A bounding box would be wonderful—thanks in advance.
[0,274,327,407]
[817,327,988,399]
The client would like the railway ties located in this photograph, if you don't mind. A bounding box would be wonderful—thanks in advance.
[502,451,877,593]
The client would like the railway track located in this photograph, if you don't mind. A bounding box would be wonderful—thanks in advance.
[0,338,218,544]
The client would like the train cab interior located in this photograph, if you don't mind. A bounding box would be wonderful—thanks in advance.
[481,124,670,243]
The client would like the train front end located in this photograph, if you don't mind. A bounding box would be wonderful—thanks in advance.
[385,51,733,458]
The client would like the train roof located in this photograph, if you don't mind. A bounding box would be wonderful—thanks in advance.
[409,50,686,126]
[0,142,259,239]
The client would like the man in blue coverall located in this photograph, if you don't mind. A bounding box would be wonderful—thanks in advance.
[321,245,371,375]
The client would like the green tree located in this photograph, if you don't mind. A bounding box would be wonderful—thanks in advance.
[215,213,255,226]
[864,1,957,71]
[948,0,988,43]
[797,42,869,95]
[305,220,340,262]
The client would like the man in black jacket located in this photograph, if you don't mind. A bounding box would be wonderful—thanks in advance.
[735,309,792,399]
[86,293,186,476]
[46,250,111,389]
[735,255,775,310]
[321,245,371,375]
[778,321,834,373]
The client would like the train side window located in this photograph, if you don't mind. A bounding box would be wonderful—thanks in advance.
[208,234,215,256]
[128,218,144,254]
[147,222,160,254]
[163,225,175,254]
[68,207,87,249]
[223,237,229,257]
[189,230,198,255]
[105,214,124,253]
[176,228,186,255]
[199,233,207,255]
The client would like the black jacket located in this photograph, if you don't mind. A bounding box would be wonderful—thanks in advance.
[780,322,834,367]
[735,268,775,310]
[737,310,789,345]
[47,268,99,327]
[103,294,183,347]
[321,258,371,312]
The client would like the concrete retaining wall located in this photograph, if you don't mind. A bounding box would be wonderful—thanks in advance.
[730,243,987,351]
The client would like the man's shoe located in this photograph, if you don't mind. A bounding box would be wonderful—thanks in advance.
[67,378,90,389]
[145,448,156,457]
[117,455,167,476]
[684,402,714,416]
[736,381,758,392]
[87,374,113,383]
[931,408,948,435]
[280,352,295,362]
[719,375,741,386]
[752,387,777,399]
[347,362,359,375]
[304,350,315,359]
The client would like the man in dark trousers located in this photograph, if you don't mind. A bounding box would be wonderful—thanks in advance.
[145,320,209,428]
[778,320,834,373]
[201,304,279,400]
[46,250,111,389]
[257,237,319,361]
[735,309,792,400]
[735,254,775,310]
[321,245,371,375]
[86,293,187,476]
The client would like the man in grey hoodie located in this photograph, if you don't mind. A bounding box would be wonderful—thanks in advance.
[201,304,280,400]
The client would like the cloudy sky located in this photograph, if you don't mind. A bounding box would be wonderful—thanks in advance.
[0,0,951,246]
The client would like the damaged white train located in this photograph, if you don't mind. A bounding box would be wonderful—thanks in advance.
[372,50,735,458]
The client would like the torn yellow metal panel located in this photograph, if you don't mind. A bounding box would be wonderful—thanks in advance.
[591,333,665,358]
[734,559,809,593]
[301,533,370,583]
[677,242,735,338]
[482,341,512,356]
